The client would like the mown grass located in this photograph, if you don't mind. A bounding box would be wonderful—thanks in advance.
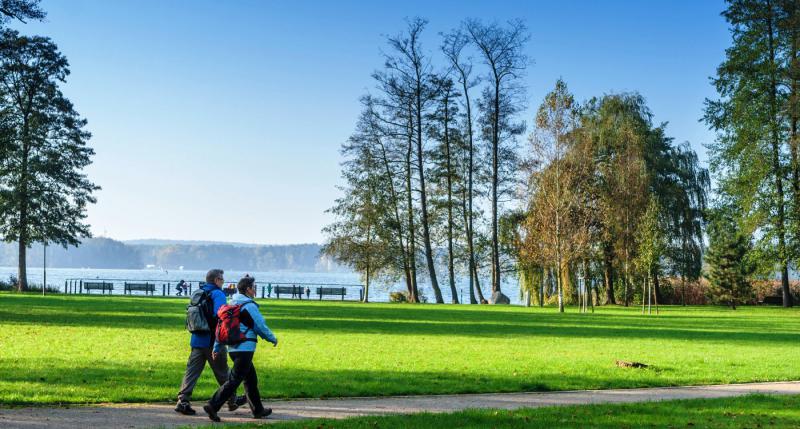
[205,394,800,429]
[0,293,798,405]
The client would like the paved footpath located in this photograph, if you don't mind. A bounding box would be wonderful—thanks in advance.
[1,381,799,429]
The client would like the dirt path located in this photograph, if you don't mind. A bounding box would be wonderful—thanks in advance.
[1,381,799,428]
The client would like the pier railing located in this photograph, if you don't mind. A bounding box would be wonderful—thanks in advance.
[63,278,365,301]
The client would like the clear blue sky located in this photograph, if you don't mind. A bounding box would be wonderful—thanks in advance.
[11,0,729,245]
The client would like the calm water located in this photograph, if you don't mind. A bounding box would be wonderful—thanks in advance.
[0,266,523,304]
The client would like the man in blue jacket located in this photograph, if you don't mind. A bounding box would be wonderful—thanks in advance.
[175,269,244,415]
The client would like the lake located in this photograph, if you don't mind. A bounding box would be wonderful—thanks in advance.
[0,266,524,304]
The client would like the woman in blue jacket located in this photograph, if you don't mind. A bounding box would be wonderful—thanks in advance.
[204,275,278,422]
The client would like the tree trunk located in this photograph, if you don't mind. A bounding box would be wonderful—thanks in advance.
[473,263,487,303]
[681,274,687,306]
[444,96,458,304]
[377,139,412,297]
[540,266,545,307]
[17,237,27,291]
[641,277,646,315]
[16,120,30,292]
[491,81,501,293]
[460,194,478,304]
[405,117,420,303]
[416,90,443,303]
[766,3,794,307]
[681,233,688,306]
[459,66,480,305]
[653,274,659,315]
[652,268,663,305]
[556,263,564,313]
[603,243,616,304]
[364,223,371,303]
[623,259,630,307]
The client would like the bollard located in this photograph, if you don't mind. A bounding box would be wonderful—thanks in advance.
[162,284,166,296]
[79,280,83,294]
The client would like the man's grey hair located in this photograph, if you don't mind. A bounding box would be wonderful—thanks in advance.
[206,269,224,284]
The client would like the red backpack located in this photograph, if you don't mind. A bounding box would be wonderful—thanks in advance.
[216,302,258,346]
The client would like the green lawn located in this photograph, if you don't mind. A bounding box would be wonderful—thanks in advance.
[0,293,798,405]
[204,394,800,429]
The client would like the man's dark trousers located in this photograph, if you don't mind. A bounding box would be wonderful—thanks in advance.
[177,347,236,405]
[207,352,265,415]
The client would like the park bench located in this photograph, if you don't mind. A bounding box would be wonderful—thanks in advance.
[760,295,783,305]
[317,287,346,301]
[124,282,156,295]
[274,285,304,299]
[83,281,114,294]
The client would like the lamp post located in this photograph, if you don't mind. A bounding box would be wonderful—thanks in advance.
[43,241,47,296]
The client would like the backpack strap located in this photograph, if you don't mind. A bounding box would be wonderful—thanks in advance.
[237,300,259,336]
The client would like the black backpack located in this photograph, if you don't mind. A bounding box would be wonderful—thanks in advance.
[186,287,215,333]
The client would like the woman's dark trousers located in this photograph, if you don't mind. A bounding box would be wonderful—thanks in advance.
[207,351,265,416]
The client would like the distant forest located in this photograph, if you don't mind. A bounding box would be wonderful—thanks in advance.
[0,238,338,272]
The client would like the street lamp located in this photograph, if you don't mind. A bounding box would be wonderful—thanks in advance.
[43,241,47,296]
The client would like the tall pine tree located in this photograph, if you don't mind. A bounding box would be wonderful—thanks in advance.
[0,30,98,290]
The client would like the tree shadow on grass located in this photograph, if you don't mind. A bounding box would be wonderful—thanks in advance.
[0,356,735,406]
[1,295,798,346]
[1,314,796,349]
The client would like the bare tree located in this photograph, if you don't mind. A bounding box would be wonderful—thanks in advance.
[385,18,444,303]
[442,28,484,303]
[466,19,529,296]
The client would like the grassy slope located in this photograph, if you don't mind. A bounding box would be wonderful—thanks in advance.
[0,293,798,405]
[207,394,800,429]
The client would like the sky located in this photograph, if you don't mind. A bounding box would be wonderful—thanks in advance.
[10,0,730,245]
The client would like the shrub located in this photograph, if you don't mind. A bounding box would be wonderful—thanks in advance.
[388,289,429,303]
[750,280,800,304]
[26,284,62,294]
[0,276,61,294]
[0,275,16,291]
[389,291,408,303]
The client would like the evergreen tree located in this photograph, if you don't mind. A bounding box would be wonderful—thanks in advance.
[0,30,98,290]
[705,0,793,307]
[322,126,389,303]
[706,207,756,309]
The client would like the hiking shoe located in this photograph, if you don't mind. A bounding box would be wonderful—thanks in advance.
[203,404,220,422]
[253,408,272,419]
[174,402,196,415]
[228,395,247,411]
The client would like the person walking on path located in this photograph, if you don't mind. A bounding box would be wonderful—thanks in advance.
[175,269,245,415]
[204,275,278,422]
[305,286,310,299]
